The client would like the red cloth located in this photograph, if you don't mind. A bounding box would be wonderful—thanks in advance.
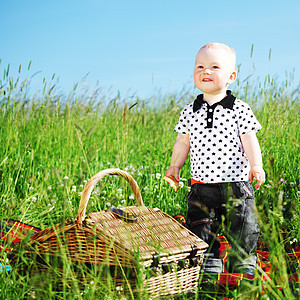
[0,219,41,251]
[200,235,300,295]
[1,220,299,297]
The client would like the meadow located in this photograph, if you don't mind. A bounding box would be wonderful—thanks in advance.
[0,61,299,299]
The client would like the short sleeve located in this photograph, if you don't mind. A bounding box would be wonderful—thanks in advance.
[237,101,262,136]
[174,105,191,134]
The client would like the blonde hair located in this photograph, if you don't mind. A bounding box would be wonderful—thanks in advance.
[200,42,236,68]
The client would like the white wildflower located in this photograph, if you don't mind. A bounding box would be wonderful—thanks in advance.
[156,173,161,180]
[47,186,52,190]
[117,188,122,194]
[63,176,69,180]
[29,186,34,190]
[106,202,111,207]
[50,199,56,206]
[129,194,135,200]
[179,181,184,188]
[290,238,298,244]
[32,196,37,202]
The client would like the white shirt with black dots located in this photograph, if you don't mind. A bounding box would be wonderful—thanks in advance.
[174,91,262,183]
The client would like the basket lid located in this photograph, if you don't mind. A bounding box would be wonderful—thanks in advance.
[77,168,207,263]
[88,205,208,262]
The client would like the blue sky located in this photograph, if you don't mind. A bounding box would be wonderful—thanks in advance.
[1,0,299,99]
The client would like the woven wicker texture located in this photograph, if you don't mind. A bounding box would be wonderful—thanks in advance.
[14,169,208,297]
[88,206,206,264]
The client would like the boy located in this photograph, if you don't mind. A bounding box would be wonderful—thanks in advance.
[165,43,265,274]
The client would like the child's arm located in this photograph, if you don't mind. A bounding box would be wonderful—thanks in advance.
[240,130,265,189]
[165,133,190,182]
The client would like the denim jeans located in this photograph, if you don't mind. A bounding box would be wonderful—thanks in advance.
[186,181,259,273]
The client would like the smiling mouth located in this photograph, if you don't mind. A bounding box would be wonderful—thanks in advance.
[202,78,212,82]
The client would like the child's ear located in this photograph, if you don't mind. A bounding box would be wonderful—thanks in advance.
[228,70,237,84]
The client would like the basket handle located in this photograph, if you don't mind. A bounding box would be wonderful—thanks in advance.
[77,168,144,224]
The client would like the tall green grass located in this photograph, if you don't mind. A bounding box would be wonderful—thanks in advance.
[0,61,299,299]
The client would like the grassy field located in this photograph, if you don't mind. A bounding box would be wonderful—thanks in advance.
[0,62,299,299]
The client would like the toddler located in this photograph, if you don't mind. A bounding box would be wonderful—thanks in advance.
[165,42,265,274]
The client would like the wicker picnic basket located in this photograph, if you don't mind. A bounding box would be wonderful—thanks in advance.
[11,169,208,297]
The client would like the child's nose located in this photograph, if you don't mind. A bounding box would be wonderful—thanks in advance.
[203,68,211,74]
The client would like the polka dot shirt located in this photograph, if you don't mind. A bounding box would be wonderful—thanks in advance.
[174,90,262,183]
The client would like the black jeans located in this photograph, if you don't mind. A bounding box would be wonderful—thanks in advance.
[187,181,259,273]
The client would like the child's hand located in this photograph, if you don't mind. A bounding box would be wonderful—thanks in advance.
[163,176,179,192]
[165,166,180,182]
[249,166,265,189]
[164,167,180,191]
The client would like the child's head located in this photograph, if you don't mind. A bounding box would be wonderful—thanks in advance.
[200,43,236,69]
[193,42,237,96]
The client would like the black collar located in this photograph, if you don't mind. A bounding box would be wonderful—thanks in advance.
[193,90,236,113]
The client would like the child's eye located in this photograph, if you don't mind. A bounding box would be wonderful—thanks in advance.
[197,65,204,69]
[212,66,219,69]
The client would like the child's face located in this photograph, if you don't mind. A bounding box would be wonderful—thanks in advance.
[193,46,237,96]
